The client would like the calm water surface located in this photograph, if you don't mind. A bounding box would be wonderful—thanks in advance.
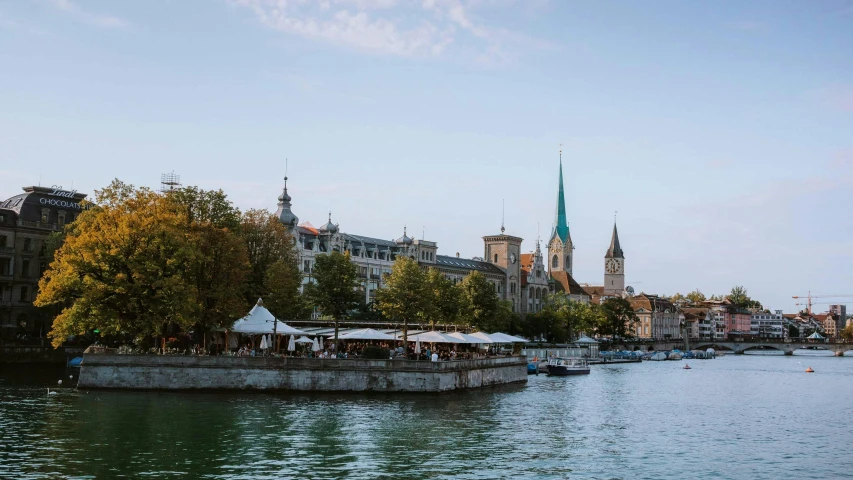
[1,354,852,479]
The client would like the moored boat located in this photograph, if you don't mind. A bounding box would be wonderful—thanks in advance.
[546,357,590,376]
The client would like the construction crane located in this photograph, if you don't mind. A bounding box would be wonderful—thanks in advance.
[791,292,853,315]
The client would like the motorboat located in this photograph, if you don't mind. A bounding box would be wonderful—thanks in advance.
[527,362,539,375]
[667,350,683,361]
[546,357,590,376]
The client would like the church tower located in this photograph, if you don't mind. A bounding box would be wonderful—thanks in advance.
[548,153,574,275]
[603,222,625,295]
[484,223,523,312]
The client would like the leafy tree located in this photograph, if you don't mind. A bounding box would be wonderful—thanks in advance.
[540,294,598,342]
[239,209,298,305]
[598,297,639,340]
[264,258,307,320]
[840,324,853,342]
[308,251,360,352]
[670,292,686,305]
[727,285,763,310]
[167,187,250,334]
[686,289,706,304]
[375,256,429,354]
[424,268,462,327]
[36,180,200,348]
[458,271,500,331]
[788,324,800,338]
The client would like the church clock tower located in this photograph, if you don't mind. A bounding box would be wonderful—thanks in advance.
[548,153,574,275]
[603,222,625,296]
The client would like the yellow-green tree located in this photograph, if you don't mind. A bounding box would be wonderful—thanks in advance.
[376,256,429,353]
[239,209,300,305]
[36,180,200,347]
[841,324,853,342]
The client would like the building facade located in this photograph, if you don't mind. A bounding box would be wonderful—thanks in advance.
[273,177,521,312]
[0,186,89,341]
[750,310,786,339]
[628,293,681,339]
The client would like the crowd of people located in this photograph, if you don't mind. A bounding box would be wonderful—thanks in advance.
[218,338,508,361]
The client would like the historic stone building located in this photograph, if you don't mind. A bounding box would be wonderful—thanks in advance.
[0,186,89,340]
[272,177,521,312]
[520,241,549,314]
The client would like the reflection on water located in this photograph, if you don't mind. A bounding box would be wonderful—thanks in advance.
[1,356,852,479]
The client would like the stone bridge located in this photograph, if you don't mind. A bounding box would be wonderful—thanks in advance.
[612,339,853,356]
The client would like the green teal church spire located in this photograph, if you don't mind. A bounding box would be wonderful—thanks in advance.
[550,153,570,244]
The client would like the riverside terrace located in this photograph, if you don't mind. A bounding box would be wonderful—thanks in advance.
[76,354,528,393]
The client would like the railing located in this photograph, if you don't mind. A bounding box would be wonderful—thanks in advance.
[16,220,61,231]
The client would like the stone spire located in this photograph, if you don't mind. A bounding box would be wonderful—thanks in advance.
[606,222,624,258]
[549,151,570,244]
[274,176,299,227]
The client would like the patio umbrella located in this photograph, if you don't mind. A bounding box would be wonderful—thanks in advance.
[260,335,268,349]
[312,337,321,352]
[415,339,421,355]
[287,335,296,352]
[296,336,314,343]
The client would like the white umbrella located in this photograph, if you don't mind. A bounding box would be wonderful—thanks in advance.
[260,335,268,349]
[287,335,296,352]
[446,332,492,344]
[415,338,421,354]
[409,331,466,343]
[339,328,396,341]
[266,334,272,349]
[312,337,321,352]
[296,336,314,343]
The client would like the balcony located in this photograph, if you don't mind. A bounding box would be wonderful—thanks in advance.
[16,220,61,232]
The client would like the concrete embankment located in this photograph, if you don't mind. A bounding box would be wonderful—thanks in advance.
[0,346,85,364]
[77,354,528,392]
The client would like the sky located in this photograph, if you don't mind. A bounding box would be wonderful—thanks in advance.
[1,0,851,312]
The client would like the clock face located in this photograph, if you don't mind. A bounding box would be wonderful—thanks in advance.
[510,253,517,264]
[605,258,617,274]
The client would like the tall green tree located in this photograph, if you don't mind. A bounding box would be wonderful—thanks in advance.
[167,187,250,334]
[263,258,306,320]
[458,271,501,331]
[840,324,853,342]
[727,285,763,310]
[598,297,640,340]
[375,256,429,354]
[424,268,462,327]
[239,209,298,305]
[308,251,360,352]
[36,180,200,348]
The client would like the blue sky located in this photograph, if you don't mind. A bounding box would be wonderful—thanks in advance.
[1,0,851,312]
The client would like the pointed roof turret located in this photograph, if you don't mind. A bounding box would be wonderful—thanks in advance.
[549,151,570,244]
[319,211,338,234]
[274,176,299,227]
[606,223,624,258]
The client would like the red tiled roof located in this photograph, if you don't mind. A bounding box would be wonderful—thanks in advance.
[550,272,589,296]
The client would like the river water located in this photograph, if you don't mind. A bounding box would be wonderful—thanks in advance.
[1,353,851,479]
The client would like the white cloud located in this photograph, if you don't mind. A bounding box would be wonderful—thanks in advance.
[46,0,127,28]
[233,0,547,63]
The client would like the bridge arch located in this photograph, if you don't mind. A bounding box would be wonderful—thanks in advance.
[692,343,735,353]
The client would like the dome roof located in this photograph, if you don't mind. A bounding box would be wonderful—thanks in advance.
[319,213,338,233]
[395,226,413,245]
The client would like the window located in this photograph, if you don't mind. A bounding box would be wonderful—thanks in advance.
[0,236,6,248]
[303,260,311,273]
[19,286,28,302]
[551,255,558,268]
[494,253,498,263]
[21,260,29,278]
[40,209,49,223]
[23,238,32,251]
[0,258,9,275]
[58,211,66,226]
[0,214,5,223]
[566,255,571,269]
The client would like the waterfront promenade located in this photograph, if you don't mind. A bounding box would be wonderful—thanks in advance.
[76,353,528,392]
[611,338,853,356]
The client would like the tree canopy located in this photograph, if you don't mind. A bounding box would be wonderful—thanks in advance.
[307,251,361,348]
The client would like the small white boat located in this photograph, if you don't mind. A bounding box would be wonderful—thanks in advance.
[667,351,683,361]
[649,352,667,361]
[546,357,590,376]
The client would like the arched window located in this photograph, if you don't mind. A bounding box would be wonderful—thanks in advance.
[566,255,571,269]
[494,253,498,263]
[552,255,558,268]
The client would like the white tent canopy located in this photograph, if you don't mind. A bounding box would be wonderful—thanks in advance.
[470,332,528,343]
[339,328,397,341]
[295,336,314,344]
[407,331,467,343]
[807,331,825,339]
[228,300,308,336]
[575,335,599,345]
[445,332,492,344]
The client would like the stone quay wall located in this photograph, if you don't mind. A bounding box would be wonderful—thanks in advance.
[77,354,528,392]
[0,346,85,364]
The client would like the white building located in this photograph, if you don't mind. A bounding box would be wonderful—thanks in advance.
[750,310,786,339]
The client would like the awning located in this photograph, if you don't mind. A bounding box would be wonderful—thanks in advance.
[339,328,397,341]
